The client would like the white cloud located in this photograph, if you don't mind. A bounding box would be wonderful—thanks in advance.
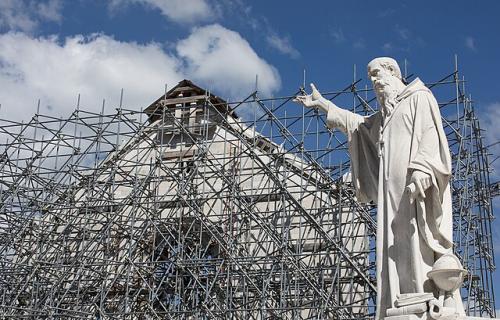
[37,0,63,23]
[479,102,500,178]
[465,36,477,51]
[0,0,62,32]
[266,33,300,59]
[0,32,182,119]
[0,24,280,122]
[110,0,215,24]
[176,24,280,99]
[329,27,345,43]
[479,102,500,260]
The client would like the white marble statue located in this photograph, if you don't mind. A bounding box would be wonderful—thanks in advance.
[294,57,465,320]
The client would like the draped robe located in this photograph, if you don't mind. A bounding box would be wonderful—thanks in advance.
[326,79,464,319]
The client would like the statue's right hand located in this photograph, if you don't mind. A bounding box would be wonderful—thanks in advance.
[292,94,316,108]
[293,83,332,115]
[310,83,323,100]
[293,83,324,108]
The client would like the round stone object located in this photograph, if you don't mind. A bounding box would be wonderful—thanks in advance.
[427,254,467,292]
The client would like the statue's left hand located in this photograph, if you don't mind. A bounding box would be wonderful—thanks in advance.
[407,171,432,203]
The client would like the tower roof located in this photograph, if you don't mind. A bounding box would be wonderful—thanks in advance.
[144,79,237,122]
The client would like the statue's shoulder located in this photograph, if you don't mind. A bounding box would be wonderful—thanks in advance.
[404,88,442,121]
[410,88,433,99]
[405,90,435,109]
[398,78,433,102]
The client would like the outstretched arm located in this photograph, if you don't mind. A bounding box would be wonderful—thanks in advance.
[293,83,365,134]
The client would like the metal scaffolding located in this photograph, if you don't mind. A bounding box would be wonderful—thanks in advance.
[0,62,496,319]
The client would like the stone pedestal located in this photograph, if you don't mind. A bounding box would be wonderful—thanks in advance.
[385,315,499,320]
[385,314,426,320]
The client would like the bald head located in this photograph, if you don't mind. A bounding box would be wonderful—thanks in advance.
[367,57,402,80]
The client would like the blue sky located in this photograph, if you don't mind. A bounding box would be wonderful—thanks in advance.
[0,0,498,311]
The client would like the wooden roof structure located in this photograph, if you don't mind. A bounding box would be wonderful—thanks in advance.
[144,79,237,122]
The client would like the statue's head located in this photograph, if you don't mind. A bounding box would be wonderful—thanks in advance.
[367,57,405,110]
[367,57,402,78]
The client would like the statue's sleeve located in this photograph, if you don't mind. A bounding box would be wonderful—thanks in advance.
[407,91,452,199]
[407,90,454,253]
[326,105,380,203]
[325,104,366,134]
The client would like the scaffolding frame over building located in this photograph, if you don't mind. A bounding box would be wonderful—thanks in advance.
[0,61,496,319]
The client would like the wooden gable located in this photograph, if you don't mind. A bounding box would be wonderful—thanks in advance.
[144,79,237,122]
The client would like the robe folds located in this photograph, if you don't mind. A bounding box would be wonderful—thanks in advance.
[326,78,463,319]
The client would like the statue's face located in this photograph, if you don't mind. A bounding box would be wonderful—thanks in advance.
[367,62,401,99]
[368,62,395,94]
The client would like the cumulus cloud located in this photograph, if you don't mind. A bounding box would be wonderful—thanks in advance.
[265,33,300,59]
[176,24,280,99]
[110,0,215,24]
[0,32,182,119]
[0,0,62,32]
[0,24,280,122]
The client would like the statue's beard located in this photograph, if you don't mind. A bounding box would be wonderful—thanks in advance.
[376,86,399,116]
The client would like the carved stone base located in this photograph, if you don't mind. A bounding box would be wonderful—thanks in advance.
[384,315,499,320]
[384,313,427,320]
[456,317,499,320]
